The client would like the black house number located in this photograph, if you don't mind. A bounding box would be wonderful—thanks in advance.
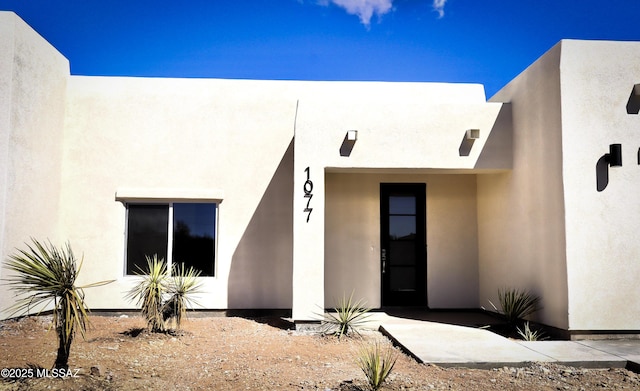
[304,167,313,222]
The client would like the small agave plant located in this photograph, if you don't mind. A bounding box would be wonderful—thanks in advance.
[165,262,202,330]
[356,341,398,391]
[517,321,548,341]
[126,255,202,332]
[126,255,168,332]
[321,291,371,339]
[489,287,541,325]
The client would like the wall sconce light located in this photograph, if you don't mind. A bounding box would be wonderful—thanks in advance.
[597,144,623,191]
[465,129,480,140]
[340,130,358,157]
[605,143,622,167]
[459,129,480,156]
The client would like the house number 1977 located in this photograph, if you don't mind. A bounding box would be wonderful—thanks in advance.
[304,167,313,222]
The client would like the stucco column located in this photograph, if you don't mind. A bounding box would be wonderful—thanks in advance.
[291,161,325,321]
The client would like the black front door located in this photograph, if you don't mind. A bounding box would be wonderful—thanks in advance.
[380,183,427,306]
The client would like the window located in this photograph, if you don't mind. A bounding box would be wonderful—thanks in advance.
[126,202,216,276]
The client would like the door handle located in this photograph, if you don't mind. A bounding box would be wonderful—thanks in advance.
[381,248,387,274]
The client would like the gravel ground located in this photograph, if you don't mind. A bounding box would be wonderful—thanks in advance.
[0,315,638,390]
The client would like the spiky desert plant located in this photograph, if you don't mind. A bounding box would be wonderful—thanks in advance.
[126,255,168,332]
[517,321,548,341]
[4,239,112,369]
[164,262,202,329]
[322,291,371,338]
[489,287,541,325]
[356,341,398,391]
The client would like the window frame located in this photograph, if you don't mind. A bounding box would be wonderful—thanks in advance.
[123,201,219,278]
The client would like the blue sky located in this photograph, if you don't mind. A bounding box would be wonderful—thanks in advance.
[1,0,639,97]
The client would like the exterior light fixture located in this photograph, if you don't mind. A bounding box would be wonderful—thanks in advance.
[465,129,480,140]
[340,130,358,157]
[459,129,479,156]
[347,130,358,141]
[605,144,622,167]
[597,144,623,191]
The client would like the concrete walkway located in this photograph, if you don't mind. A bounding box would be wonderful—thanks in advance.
[367,312,640,370]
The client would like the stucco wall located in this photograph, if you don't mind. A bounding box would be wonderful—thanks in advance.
[292,84,505,319]
[0,12,69,319]
[227,141,293,309]
[60,76,297,310]
[295,100,506,171]
[325,172,479,309]
[481,42,569,330]
[559,40,640,331]
[482,40,640,332]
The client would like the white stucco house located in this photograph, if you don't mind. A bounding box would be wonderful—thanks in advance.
[1,11,639,338]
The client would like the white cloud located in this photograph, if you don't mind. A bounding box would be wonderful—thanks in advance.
[319,0,393,26]
[433,0,447,18]
[315,0,447,26]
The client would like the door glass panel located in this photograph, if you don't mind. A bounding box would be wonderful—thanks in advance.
[389,267,416,291]
[389,241,415,266]
[389,215,416,240]
[389,196,415,215]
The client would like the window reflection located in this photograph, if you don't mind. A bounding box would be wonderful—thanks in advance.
[389,216,416,239]
[389,196,415,215]
[126,204,169,275]
[173,203,216,276]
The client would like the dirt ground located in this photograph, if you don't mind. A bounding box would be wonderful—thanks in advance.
[0,315,638,390]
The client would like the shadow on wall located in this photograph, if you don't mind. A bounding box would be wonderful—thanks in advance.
[596,155,609,192]
[626,85,639,115]
[339,132,356,157]
[474,103,513,169]
[459,129,483,157]
[227,140,294,309]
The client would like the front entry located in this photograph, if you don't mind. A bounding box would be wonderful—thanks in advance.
[380,183,427,306]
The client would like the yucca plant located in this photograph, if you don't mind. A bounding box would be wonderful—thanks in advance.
[517,321,548,341]
[126,255,168,332]
[4,239,113,369]
[356,341,398,391]
[322,291,371,338]
[164,262,202,329]
[126,256,202,332]
[489,287,541,325]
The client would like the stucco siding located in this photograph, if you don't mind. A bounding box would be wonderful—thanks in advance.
[559,40,640,331]
[60,76,297,310]
[325,172,479,310]
[481,42,569,330]
[0,14,15,282]
[293,83,506,319]
[0,12,69,319]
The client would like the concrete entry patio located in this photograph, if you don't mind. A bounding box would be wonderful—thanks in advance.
[365,311,640,370]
